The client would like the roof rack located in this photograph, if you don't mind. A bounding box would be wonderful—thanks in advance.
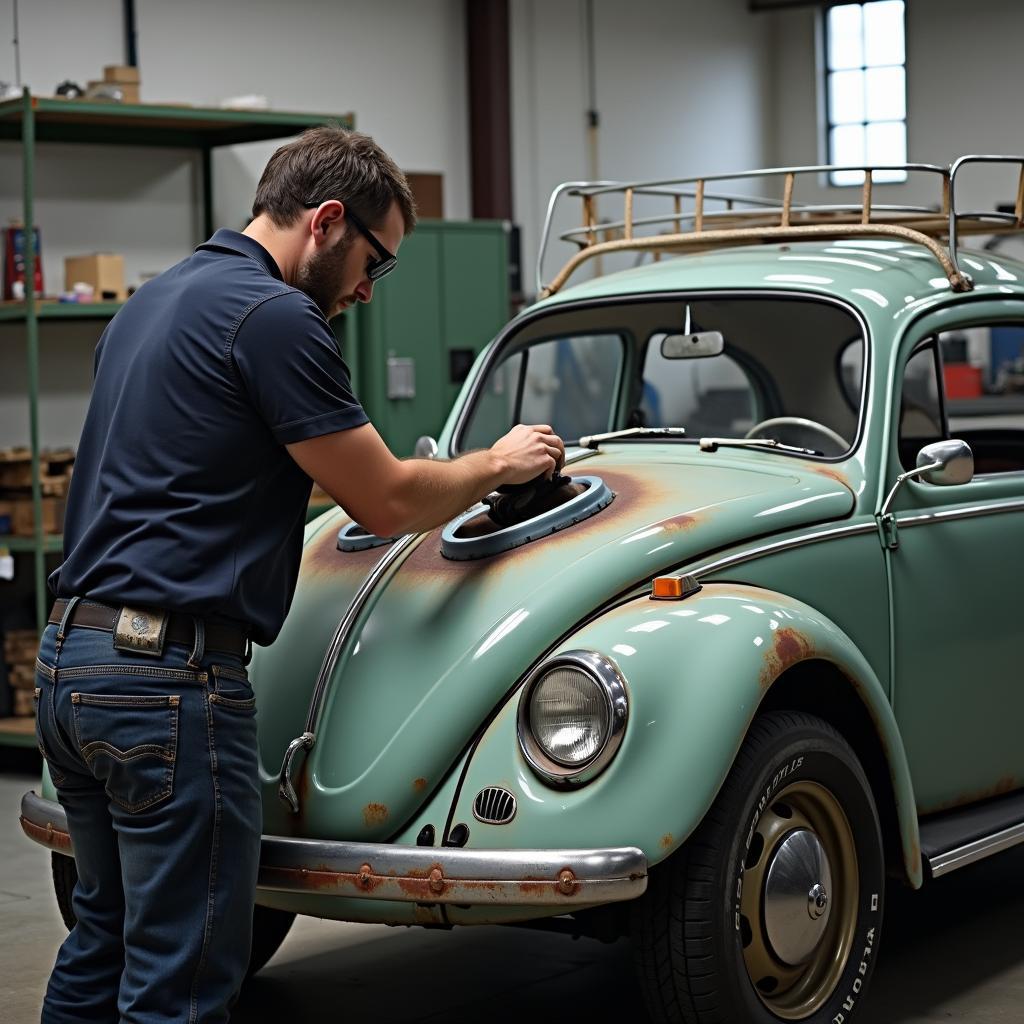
[535,156,1024,298]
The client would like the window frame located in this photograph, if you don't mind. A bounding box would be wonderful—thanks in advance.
[823,0,908,188]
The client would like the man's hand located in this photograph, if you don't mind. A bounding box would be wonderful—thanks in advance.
[287,421,567,538]
[490,423,565,486]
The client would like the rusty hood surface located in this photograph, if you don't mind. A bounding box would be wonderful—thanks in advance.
[251,448,854,840]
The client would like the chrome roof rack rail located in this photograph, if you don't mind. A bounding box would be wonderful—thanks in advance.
[536,158,1024,298]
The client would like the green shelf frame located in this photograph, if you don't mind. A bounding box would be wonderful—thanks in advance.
[0,535,63,553]
[2,89,350,642]
[0,717,39,749]
[0,301,124,322]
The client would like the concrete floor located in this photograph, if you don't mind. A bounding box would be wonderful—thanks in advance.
[3,764,1024,1023]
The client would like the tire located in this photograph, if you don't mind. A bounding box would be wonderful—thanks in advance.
[633,711,885,1024]
[50,852,296,978]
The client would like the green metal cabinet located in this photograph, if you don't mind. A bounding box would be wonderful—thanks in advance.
[340,220,510,457]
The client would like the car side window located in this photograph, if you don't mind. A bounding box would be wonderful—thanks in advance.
[461,334,624,449]
[898,340,945,471]
[940,322,1024,475]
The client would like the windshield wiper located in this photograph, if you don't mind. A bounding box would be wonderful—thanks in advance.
[578,427,687,449]
[698,437,820,456]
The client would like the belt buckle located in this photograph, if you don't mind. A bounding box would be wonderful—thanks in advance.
[113,606,168,657]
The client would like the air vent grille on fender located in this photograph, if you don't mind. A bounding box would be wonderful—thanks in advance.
[473,787,517,825]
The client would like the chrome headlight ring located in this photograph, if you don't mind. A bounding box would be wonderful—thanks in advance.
[516,650,629,787]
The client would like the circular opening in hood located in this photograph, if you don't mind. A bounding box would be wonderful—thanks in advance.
[337,522,396,552]
[441,475,613,561]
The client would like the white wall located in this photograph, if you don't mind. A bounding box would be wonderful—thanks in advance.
[770,0,1024,220]
[0,0,468,445]
[512,0,776,297]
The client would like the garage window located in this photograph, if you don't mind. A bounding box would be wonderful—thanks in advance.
[825,1,907,186]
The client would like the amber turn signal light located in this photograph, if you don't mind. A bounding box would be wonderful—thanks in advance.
[651,574,702,600]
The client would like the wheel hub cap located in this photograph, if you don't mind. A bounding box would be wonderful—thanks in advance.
[763,828,833,966]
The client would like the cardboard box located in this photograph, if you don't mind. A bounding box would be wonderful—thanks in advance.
[404,173,443,219]
[12,496,65,536]
[65,253,126,301]
[12,688,35,716]
[104,64,141,84]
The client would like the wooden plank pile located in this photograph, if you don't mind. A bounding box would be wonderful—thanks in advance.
[0,447,75,536]
[4,629,39,716]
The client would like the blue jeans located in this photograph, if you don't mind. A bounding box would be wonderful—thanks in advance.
[34,610,261,1024]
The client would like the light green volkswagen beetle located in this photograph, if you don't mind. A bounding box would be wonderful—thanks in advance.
[23,158,1024,1023]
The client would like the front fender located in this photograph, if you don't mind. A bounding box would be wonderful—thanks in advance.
[451,583,922,888]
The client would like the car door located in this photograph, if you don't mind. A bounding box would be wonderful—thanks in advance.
[885,302,1024,815]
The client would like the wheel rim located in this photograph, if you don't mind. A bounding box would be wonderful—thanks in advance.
[739,780,859,1019]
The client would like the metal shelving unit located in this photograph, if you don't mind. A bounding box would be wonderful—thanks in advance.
[0,91,352,741]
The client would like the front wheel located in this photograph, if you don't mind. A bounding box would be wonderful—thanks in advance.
[50,852,295,978]
[633,711,885,1023]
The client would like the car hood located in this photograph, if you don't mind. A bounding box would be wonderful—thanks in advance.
[252,449,854,839]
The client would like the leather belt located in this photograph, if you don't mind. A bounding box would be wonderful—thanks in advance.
[48,599,248,658]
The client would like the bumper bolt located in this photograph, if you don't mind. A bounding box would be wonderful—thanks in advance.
[357,863,373,889]
[428,867,445,894]
[558,869,577,895]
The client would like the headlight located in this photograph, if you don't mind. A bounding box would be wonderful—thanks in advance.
[517,650,628,785]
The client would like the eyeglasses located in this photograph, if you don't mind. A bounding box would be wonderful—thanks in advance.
[344,208,398,282]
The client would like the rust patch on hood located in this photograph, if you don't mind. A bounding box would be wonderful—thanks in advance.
[412,777,428,793]
[760,627,814,690]
[362,803,389,827]
[660,833,674,849]
[301,518,385,579]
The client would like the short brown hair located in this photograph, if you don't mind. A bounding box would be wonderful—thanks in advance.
[251,125,417,233]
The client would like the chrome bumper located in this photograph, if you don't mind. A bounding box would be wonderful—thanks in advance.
[20,791,648,906]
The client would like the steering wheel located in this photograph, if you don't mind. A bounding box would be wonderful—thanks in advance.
[744,417,849,454]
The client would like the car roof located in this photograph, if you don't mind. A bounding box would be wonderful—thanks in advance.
[530,240,1024,318]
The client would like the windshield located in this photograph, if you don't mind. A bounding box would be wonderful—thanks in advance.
[457,296,866,459]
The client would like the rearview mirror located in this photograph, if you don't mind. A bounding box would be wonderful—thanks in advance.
[916,439,973,486]
[661,331,725,359]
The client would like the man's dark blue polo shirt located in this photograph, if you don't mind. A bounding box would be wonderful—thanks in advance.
[50,230,368,646]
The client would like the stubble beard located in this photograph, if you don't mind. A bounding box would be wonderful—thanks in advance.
[296,229,355,317]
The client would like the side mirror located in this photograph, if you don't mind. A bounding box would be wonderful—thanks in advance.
[661,331,724,359]
[916,439,974,486]
[414,435,439,459]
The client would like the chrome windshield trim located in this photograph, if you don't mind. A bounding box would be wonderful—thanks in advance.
[895,498,1024,528]
[449,290,871,468]
[687,521,878,579]
[20,792,647,907]
[929,821,1024,879]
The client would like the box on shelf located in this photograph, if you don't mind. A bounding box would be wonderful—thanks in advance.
[11,496,66,536]
[103,64,140,85]
[64,252,126,301]
[0,447,74,495]
[11,688,34,716]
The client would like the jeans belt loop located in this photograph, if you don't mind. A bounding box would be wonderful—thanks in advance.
[54,596,81,664]
[187,615,206,670]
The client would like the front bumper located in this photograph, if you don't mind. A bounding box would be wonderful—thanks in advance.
[20,791,648,906]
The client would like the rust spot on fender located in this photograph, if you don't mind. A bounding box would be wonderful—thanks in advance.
[412,777,428,793]
[660,833,674,849]
[809,465,853,493]
[363,803,389,827]
[662,513,701,532]
[760,627,814,690]
[300,517,385,579]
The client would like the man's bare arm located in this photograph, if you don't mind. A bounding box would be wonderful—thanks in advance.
[287,422,564,537]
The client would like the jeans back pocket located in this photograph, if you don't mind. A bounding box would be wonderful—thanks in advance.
[71,693,180,813]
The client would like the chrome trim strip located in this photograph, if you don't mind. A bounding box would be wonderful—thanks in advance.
[928,821,1024,879]
[277,531,425,811]
[687,521,878,580]
[896,498,1024,528]
[21,792,647,906]
[517,650,629,786]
